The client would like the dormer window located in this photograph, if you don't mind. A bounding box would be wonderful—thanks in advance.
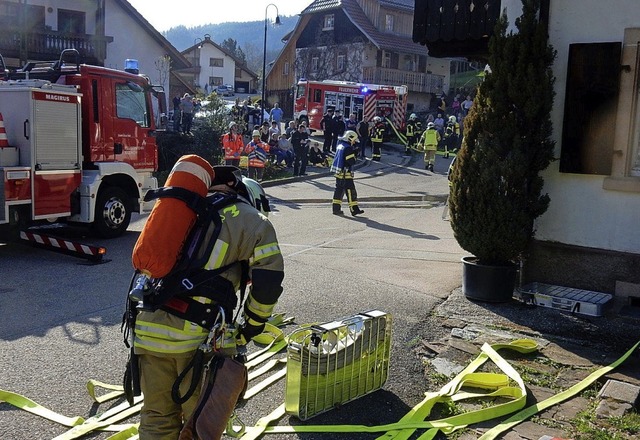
[385,14,394,32]
[323,14,334,30]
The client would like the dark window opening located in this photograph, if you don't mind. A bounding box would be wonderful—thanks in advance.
[560,42,621,175]
[58,9,85,34]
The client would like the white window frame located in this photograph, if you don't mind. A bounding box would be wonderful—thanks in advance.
[283,62,289,76]
[323,14,334,30]
[603,27,640,192]
[337,54,345,71]
[385,14,394,32]
[209,58,223,67]
[311,56,319,72]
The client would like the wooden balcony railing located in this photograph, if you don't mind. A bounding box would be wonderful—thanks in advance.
[362,66,445,94]
[0,28,113,65]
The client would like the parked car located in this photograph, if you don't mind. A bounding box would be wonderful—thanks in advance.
[215,85,235,96]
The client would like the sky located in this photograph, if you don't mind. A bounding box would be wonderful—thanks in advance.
[127,0,314,32]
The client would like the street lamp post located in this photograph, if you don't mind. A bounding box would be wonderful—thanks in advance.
[193,37,204,89]
[261,3,281,126]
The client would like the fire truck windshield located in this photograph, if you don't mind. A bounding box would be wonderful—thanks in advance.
[295,84,306,100]
[116,82,149,127]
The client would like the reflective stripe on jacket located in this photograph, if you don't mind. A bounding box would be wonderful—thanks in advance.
[371,123,385,142]
[330,141,356,179]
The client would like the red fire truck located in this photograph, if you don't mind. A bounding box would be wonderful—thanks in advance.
[0,50,165,238]
[293,79,408,132]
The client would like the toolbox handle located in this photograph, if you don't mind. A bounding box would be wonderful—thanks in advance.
[23,119,29,140]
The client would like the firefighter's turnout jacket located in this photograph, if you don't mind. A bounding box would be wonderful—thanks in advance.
[406,119,417,139]
[134,196,284,357]
[370,121,385,143]
[330,139,357,179]
[444,121,460,138]
[222,132,245,162]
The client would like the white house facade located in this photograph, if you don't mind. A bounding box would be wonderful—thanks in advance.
[500,0,640,297]
[180,34,258,95]
[0,0,191,108]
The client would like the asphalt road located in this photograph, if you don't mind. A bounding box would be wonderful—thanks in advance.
[0,148,464,439]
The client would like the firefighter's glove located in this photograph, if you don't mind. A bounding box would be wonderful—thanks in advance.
[237,318,265,344]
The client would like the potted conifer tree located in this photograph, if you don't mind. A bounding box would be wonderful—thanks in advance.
[449,0,556,302]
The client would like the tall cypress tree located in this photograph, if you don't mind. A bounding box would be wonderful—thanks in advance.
[449,0,556,264]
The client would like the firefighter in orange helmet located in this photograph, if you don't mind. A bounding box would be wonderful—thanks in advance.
[222,121,245,167]
[244,130,270,182]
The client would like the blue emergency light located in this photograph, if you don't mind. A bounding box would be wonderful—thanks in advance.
[361,86,369,93]
[124,59,139,74]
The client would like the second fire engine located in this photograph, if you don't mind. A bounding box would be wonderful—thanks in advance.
[293,79,408,133]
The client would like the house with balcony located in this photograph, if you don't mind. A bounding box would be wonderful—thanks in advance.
[0,0,192,105]
[414,0,640,302]
[179,34,258,96]
[266,0,449,117]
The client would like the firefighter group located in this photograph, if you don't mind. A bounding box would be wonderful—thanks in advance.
[406,93,471,172]
[220,91,471,213]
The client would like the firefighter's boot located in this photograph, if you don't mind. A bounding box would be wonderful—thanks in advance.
[351,207,365,217]
[333,204,344,216]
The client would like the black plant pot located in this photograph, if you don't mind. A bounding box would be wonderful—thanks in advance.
[462,256,517,303]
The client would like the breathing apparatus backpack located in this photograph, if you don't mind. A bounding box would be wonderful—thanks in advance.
[128,188,249,324]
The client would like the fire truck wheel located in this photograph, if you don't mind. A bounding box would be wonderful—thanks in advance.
[94,186,131,238]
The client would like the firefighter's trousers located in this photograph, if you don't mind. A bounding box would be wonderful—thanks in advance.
[333,177,360,214]
[405,135,415,153]
[138,353,206,440]
[372,141,382,161]
[424,147,437,165]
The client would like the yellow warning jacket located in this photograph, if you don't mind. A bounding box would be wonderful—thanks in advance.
[419,128,440,151]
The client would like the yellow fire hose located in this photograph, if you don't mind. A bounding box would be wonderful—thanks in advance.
[1,327,638,440]
[235,338,640,439]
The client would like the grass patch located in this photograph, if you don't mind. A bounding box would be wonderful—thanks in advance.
[570,399,640,439]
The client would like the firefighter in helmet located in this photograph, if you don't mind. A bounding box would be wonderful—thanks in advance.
[330,130,365,216]
[370,116,386,161]
[417,121,441,172]
[443,115,460,159]
[131,167,284,439]
[405,113,419,155]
